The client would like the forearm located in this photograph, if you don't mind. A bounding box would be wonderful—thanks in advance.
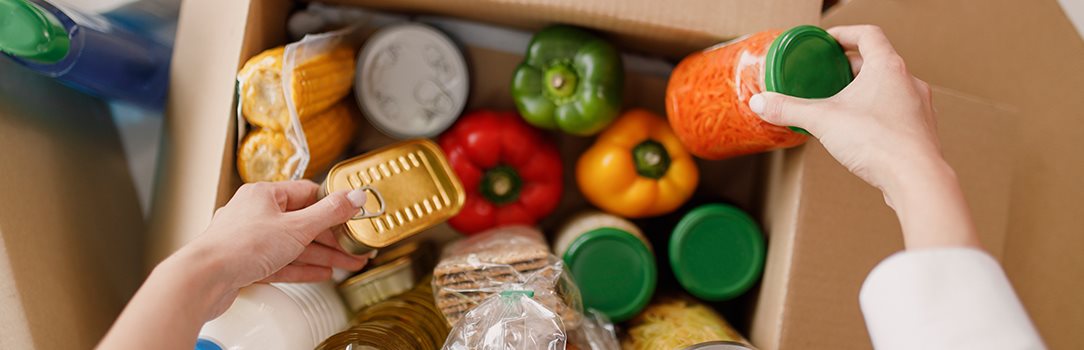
[881,154,981,250]
[98,248,229,349]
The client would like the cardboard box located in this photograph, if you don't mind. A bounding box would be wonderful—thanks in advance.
[752,89,1016,349]
[823,1,1084,348]
[140,1,1080,350]
[0,59,146,348]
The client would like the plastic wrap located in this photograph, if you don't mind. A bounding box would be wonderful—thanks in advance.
[434,226,620,350]
[432,226,582,328]
[443,290,566,350]
[235,28,357,182]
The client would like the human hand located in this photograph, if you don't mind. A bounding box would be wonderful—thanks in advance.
[749,25,979,250]
[172,180,372,318]
[749,25,941,194]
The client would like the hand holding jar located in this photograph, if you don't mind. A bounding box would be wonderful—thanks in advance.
[748,25,978,250]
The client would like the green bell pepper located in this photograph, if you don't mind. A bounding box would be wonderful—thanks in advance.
[511,25,624,136]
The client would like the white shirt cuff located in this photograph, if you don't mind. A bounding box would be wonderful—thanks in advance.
[859,248,1045,350]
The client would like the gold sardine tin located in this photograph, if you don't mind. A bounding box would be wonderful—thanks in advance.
[321,140,464,254]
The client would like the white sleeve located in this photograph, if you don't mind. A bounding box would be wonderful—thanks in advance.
[859,248,1046,350]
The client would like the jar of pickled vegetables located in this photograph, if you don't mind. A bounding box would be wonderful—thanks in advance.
[666,25,853,160]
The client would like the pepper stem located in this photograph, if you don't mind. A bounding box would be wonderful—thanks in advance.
[480,165,523,205]
[632,140,672,179]
[543,64,578,99]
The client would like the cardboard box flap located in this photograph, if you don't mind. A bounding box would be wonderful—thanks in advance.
[149,0,291,264]
[322,0,822,56]
[753,88,1017,349]
[825,1,1084,348]
[0,58,146,349]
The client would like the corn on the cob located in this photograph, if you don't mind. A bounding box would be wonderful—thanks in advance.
[238,45,356,130]
[290,46,356,124]
[238,100,358,183]
[238,47,289,130]
[237,128,296,183]
[300,100,357,178]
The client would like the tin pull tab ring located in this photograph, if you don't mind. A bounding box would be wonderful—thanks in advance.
[351,185,387,220]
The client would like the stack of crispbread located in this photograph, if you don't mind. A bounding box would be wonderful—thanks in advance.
[432,227,581,328]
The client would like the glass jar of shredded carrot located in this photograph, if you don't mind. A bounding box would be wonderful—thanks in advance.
[666,26,853,160]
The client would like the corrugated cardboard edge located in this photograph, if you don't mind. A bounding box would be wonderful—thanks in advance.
[751,146,805,350]
[321,0,822,57]
[148,0,291,265]
[756,88,1018,350]
[0,233,33,349]
[825,1,1084,348]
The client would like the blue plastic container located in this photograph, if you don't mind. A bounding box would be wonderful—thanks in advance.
[0,0,171,108]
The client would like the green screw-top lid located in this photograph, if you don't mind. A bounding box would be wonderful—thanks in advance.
[563,227,656,322]
[0,0,70,62]
[670,204,765,301]
[764,25,853,135]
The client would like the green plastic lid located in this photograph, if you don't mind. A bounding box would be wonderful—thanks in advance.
[670,204,765,301]
[764,25,853,135]
[563,227,657,322]
[0,0,70,62]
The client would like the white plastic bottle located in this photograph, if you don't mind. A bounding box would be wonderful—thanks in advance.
[195,281,348,350]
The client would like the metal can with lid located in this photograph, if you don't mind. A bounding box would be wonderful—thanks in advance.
[553,211,656,323]
[683,341,757,350]
[336,241,434,313]
[318,276,450,350]
[319,139,465,255]
[356,23,469,139]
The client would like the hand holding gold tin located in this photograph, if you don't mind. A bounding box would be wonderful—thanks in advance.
[320,140,465,254]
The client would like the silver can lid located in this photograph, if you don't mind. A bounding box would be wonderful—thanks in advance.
[682,341,756,350]
[356,23,469,139]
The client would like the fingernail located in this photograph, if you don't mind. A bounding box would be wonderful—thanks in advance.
[331,268,352,283]
[369,250,379,259]
[346,189,367,208]
[749,94,766,115]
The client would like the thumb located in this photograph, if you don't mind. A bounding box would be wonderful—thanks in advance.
[749,92,823,130]
[286,188,367,240]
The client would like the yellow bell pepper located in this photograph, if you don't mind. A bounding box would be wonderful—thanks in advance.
[577,109,699,218]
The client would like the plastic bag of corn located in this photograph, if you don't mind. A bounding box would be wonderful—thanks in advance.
[238,100,358,182]
[236,28,358,182]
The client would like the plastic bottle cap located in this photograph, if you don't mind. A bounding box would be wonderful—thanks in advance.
[563,227,656,322]
[0,0,70,62]
[194,338,224,350]
[670,204,765,301]
[764,25,853,134]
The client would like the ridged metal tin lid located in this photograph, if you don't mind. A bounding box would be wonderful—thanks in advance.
[321,139,465,254]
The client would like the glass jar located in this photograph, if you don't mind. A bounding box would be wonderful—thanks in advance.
[670,204,765,301]
[666,25,853,160]
[554,211,656,322]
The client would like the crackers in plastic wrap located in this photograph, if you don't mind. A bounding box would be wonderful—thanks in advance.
[431,226,583,329]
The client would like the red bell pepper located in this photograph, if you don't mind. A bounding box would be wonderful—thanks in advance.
[439,110,563,234]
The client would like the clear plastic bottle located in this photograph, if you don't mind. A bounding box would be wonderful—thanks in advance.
[0,0,171,108]
[196,282,349,350]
